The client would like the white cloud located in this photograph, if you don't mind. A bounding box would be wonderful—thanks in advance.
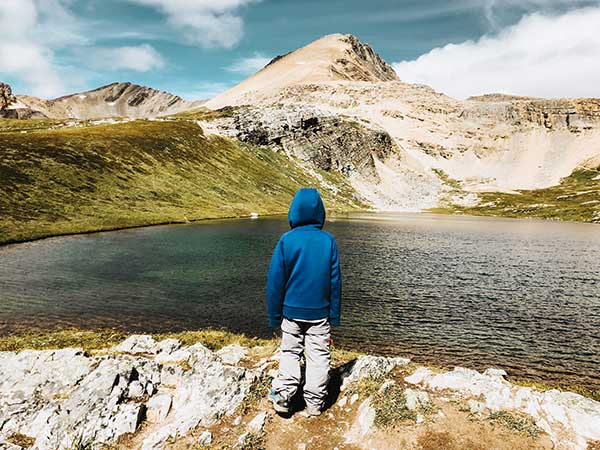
[0,0,168,97]
[392,7,600,99]
[91,44,165,72]
[225,53,271,75]
[0,0,67,97]
[124,0,259,48]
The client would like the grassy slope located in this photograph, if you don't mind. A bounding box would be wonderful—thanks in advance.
[432,167,600,223]
[0,118,363,244]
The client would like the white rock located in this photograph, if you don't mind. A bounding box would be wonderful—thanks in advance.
[467,399,485,415]
[0,442,23,450]
[407,365,600,450]
[155,348,191,364]
[350,393,359,405]
[128,380,145,398]
[338,396,348,407]
[340,355,410,391]
[484,368,507,378]
[357,399,376,435]
[157,338,182,355]
[416,414,424,424]
[377,380,395,394]
[247,411,267,432]
[233,415,242,425]
[404,388,429,411]
[141,355,257,450]
[404,366,432,385]
[345,398,376,443]
[112,335,159,355]
[217,344,247,365]
[198,430,212,446]
[146,394,172,423]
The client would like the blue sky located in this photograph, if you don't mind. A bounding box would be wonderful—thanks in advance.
[1,0,600,100]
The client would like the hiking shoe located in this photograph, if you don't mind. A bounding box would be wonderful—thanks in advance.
[300,405,321,417]
[268,389,290,414]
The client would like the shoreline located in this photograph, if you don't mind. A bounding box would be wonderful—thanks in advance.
[1,329,599,449]
[2,208,597,249]
[1,327,598,403]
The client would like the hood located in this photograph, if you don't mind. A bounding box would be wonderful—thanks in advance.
[288,188,326,229]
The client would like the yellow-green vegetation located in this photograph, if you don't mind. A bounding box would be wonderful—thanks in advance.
[0,328,127,352]
[239,373,274,415]
[153,329,273,352]
[7,433,35,448]
[510,377,600,403]
[372,382,416,427]
[433,167,600,223]
[487,410,541,439]
[0,328,273,353]
[371,382,434,428]
[0,117,363,245]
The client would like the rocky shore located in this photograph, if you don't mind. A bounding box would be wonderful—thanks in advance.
[0,334,599,450]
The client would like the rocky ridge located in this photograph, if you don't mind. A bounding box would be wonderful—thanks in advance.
[0,335,599,450]
[11,83,201,120]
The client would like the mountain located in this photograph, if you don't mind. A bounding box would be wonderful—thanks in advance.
[205,33,398,109]
[202,34,600,220]
[10,82,201,119]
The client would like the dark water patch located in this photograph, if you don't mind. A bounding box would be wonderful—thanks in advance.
[1,213,599,389]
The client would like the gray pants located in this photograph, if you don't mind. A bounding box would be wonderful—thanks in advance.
[272,317,331,409]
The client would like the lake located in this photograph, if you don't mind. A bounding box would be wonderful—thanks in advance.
[1,213,599,389]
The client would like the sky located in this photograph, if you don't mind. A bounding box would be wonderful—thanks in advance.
[1,0,599,100]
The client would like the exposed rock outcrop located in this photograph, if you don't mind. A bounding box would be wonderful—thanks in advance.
[0,82,16,110]
[204,105,398,179]
[1,336,599,449]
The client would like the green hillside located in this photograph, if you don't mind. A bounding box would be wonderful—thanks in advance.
[0,118,363,245]
[432,167,600,223]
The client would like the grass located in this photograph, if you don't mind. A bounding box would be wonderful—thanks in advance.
[487,410,541,439]
[0,118,364,245]
[372,382,416,427]
[0,327,274,353]
[510,377,600,403]
[238,373,273,415]
[432,166,600,223]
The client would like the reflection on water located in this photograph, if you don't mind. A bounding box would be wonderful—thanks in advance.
[1,213,599,388]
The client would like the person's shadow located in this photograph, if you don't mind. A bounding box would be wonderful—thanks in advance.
[278,358,358,418]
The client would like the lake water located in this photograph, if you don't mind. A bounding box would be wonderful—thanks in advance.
[1,213,599,389]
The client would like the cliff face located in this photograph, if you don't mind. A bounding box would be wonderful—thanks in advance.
[462,97,600,130]
[0,334,598,450]
[206,105,397,179]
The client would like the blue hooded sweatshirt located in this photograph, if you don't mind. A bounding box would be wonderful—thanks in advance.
[267,188,342,328]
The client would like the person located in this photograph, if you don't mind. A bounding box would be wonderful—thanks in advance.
[266,187,342,417]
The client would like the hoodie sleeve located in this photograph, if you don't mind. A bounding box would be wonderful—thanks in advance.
[266,237,286,328]
[329,238,342,327]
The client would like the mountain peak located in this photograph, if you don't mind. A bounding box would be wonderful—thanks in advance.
[206,33,398,109]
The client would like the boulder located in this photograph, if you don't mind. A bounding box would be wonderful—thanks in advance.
[406,366,600,450]
[247,411,267,432]
[112,335,159,354]
[217,343,247,365]
[340,355,410,391]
